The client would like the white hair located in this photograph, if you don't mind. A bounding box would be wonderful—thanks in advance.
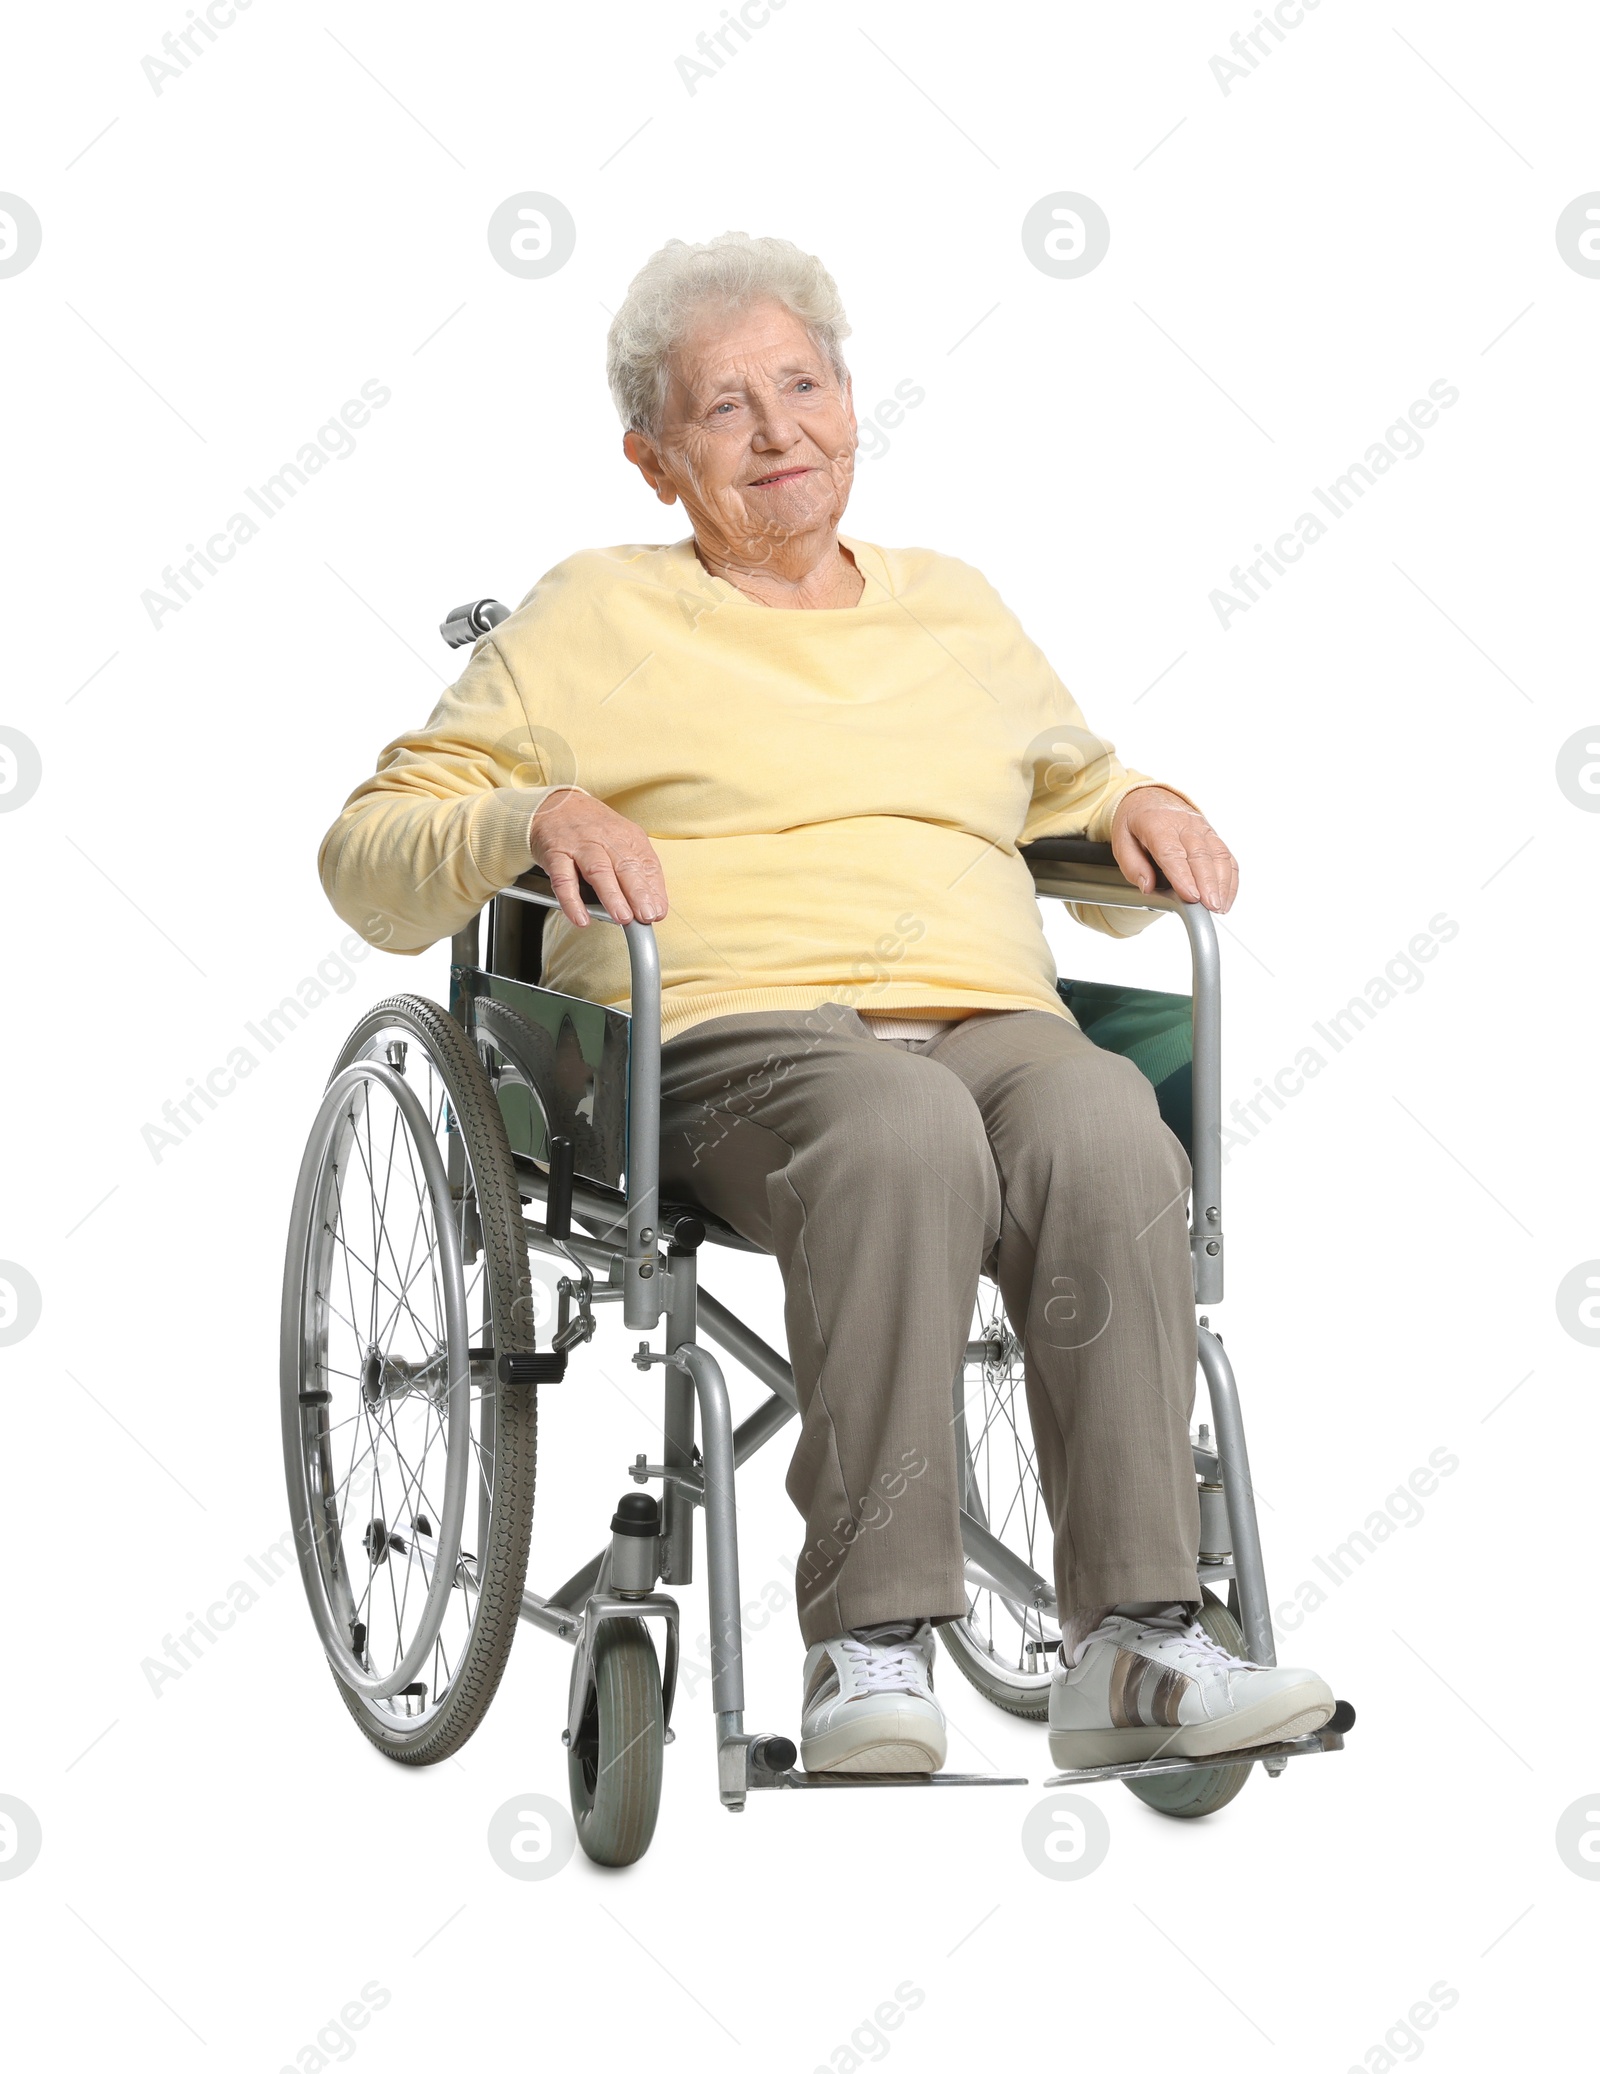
[606,231,851,437]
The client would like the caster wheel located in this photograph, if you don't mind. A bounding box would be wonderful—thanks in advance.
[568,1618,664,1867]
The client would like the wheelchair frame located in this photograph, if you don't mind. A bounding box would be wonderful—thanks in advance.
[440,843,1343,1808]
[282,595,1350,1848]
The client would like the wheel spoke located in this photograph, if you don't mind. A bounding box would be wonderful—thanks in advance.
[950,1279,1060,1688]
[289,1009,532,1740]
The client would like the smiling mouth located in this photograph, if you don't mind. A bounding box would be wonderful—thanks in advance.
[745,466,810,487]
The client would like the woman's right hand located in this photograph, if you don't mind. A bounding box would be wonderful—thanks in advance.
[529,787,668,928]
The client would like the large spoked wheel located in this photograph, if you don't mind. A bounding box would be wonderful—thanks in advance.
[281,993,537,1765]
[567,1619,664,1868]
[1121,1591,1252,1820]
[938,1280,1061,1719]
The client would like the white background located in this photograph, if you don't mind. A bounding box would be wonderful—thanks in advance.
[3,1,1597,2067]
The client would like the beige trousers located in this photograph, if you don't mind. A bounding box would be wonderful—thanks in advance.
[658,1004,1202,1647]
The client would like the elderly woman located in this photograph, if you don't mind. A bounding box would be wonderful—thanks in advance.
[319,232,1333,1776]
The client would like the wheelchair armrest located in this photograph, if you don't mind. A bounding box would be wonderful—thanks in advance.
[511,864,604,909]
[1020,835,1119,872]
[1021,837,1175,908]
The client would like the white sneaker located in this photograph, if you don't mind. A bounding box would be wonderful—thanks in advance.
[800,1620,948,1773]
[1049,1604,1334,1769]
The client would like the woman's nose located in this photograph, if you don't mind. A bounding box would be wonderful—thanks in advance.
[749,397,799,446]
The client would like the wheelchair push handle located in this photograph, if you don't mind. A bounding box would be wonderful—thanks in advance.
[440,597,511,649]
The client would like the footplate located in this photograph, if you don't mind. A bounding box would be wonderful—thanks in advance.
[718,1731,1025,1805]
[754,1769,1030,1791]
[1045,1711,1350,1789]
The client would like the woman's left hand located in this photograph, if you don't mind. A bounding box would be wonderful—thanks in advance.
[1110,786,1239,913]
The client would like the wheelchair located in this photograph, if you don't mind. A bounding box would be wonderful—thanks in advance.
[279,594,1352,1866]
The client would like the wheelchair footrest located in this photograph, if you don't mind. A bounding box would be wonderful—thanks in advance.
[750,1768,1029,1791]
[1044,1718,1349,1790]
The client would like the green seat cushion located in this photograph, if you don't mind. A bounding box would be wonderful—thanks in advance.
[1056,978,1193,1157]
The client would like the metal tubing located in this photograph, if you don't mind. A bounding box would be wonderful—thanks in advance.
[695,1287,799,1409]
[960,1507,1057,1615]
[1176,901,1223,1304]
[1197,1326,1274,1665]
[544,1551,603,1621]
[732,1393,795,1467]
[700,1293,1054,1608]
[661,1251,699,1586]
[620,920,663,1330]
[520,1213,622,1280]
[492,880,617,925]
[672,1344,744,1728]
[695,1283,799,1458]
[448,917,480,1030]
[517,1590,579,1641]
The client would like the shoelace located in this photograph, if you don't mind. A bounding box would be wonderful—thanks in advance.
[841,1625,928,1694]
[1085,1603,1256,1671]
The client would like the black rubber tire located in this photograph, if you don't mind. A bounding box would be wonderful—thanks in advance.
[568,1619,665,1868]
[317,995,537,1766]
[1121,1592,1252,1820]
[939,1618,1051,1720]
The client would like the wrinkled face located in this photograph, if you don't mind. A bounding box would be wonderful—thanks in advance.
[625,297,857,564]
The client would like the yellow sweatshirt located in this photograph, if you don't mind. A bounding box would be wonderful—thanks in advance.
[318,535,1177,1046]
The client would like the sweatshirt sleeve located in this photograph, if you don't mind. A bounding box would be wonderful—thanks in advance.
[1015,677,1201,941]
[317,634,567,954]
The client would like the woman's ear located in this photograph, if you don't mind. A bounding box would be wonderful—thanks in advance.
[622,428,678,505]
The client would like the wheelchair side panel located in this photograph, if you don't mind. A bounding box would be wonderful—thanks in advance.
[451,964,631,1188]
